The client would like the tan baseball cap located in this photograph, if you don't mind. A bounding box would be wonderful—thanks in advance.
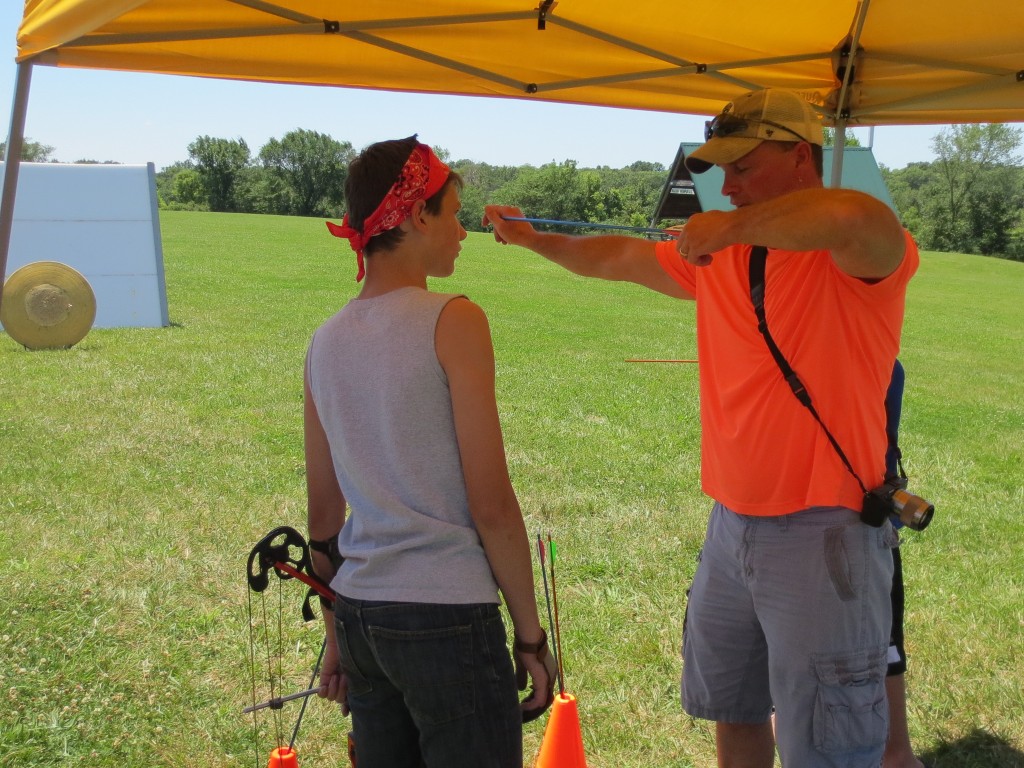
[685,88,824,174]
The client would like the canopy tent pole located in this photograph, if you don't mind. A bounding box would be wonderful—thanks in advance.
[829,0,870,188]
[830,115,847,188]
[1,60,33,312]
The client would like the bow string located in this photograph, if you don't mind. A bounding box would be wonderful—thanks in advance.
[246,526,337,767]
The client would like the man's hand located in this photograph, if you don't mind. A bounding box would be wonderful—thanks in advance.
[482,205,537,248]
[673,210,736,267]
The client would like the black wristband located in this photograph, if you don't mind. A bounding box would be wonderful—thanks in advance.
[309,534,345,571]
[309,537,333,555]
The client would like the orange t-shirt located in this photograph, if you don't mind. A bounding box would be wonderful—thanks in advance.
[655,231,919,516]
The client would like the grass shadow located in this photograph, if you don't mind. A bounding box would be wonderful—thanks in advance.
[923,728,1024,768]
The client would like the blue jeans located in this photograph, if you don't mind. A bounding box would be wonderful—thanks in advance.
[333,596,521,768]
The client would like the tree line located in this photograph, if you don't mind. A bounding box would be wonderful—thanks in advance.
[146,130,671,240]
[5,124,1022,260]
[880,124,1023,259]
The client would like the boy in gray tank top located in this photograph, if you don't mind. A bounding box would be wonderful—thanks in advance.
[305,136,555,768]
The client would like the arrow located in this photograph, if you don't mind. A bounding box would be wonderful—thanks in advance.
[502,216,674,238]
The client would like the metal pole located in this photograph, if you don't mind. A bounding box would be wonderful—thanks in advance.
[830,116,847,188]
[1,61,34,312]
[830,0,869,189]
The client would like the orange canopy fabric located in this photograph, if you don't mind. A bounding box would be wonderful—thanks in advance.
[16,0,1024,127]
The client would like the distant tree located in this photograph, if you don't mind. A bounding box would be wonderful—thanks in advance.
[258,129,353,217]
[449,159,521,232]
[1,138,55,162]
[188,136,251,212]
[881,161,941,246]
[460,158,668,233]
[491,160,609,227]
[171,169,208,210]
[452,159,518,192]
[456,183,487,233]
[594,165,668,227]
[155,161,192,208]
[882,124,1024,258]
[625,160,666,173]
[964,166,1022,255]
[1008,206,1024,261]
[233,166,290,215]
[823,128,862,147]
[930,123,1023,254]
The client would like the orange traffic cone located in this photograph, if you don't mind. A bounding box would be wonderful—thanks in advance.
[267,746,299,768]
[534,693,588,768]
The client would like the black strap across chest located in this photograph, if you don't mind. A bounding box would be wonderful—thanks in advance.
[747,245,868,495]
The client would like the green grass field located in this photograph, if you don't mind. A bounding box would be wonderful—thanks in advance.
[2,210,1022,767]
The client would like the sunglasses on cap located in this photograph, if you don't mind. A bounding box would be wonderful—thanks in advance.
[704,113,809,144]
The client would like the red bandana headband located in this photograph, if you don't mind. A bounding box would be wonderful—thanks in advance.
[326,143,451,281]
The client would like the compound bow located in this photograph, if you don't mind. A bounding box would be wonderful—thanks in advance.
[245,526,337,767]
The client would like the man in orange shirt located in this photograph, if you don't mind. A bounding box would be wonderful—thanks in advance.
[484,88,919,767]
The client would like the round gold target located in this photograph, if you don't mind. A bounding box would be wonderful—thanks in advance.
[1,261,97,349]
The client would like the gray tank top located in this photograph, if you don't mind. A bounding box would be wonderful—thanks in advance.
[306,286,499,604]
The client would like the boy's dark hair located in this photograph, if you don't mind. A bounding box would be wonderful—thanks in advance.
[345,135,462,256]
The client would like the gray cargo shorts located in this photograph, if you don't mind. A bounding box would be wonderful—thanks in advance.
[681,502,897,767]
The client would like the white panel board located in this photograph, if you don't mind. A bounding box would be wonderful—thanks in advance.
[2,162,169,328]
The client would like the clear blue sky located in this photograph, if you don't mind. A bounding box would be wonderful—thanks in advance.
[3,6,950,173]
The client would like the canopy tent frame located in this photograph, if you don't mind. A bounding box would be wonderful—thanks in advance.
[4,0,1024,311]
[14,1,1021,119]
[1,61,31,311]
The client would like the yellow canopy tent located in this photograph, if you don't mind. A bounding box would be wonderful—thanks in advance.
[13,0,1024,124]
[3,0,1024,306]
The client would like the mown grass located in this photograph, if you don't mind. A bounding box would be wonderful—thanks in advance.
[1,210,1022,767]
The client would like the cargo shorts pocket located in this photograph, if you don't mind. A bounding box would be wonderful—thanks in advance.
[811,647,888,754]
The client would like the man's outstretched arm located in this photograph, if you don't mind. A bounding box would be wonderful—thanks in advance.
[483,204,693,299]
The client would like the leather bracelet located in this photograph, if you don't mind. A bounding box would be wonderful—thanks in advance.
[514,628,547,655]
